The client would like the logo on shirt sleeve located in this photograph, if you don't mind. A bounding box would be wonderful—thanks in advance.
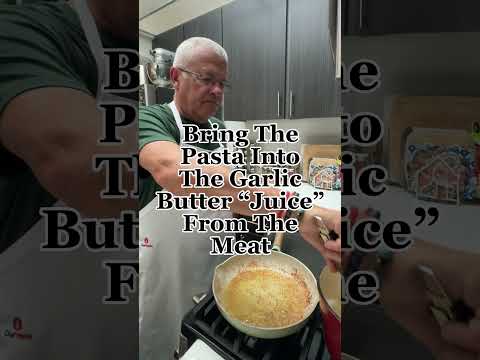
[141,237,153,248]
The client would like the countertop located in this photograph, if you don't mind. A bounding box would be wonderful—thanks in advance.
[284,182,341,210]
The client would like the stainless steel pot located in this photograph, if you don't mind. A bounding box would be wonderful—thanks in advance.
[145,48,175,87]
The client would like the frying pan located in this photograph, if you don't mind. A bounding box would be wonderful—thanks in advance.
[212,232,319,339]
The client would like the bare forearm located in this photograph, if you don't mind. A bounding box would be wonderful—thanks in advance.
[35,154,135,217]
[1,88,137,218]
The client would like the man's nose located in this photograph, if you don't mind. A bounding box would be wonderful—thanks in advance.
[210,82,224,96]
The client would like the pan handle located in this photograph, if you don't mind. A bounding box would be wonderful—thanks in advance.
[272,232,285,252]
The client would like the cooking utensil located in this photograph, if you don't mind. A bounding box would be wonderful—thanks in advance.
[212,232,319,339]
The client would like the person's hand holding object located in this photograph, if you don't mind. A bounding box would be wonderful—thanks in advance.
[299,206,341,272]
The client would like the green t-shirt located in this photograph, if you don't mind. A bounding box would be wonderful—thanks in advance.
[139,103,225,209]
[0,2,136,253]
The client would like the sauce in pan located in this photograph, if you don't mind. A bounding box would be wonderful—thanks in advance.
[221,268,311,328]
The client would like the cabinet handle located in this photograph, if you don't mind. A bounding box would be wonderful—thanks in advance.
[289,90,294,118]
[277,91,281,118]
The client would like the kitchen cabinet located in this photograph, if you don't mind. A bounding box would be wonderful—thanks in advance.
[151,0,340,119]
[152,25,183,52]
[222,0,287,121]
[152,10,221,54]
[287,0,338,118]
[183,9,222,44]
[344,0,480,36]
[222,0,338,121]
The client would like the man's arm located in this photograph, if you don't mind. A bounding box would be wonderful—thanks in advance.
[140,139,342,268]
[139,140,279,216]
[0,88,136,217]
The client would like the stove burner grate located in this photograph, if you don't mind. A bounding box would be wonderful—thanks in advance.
[180,292,327,360]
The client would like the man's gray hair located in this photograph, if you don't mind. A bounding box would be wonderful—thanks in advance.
[173,37,228,67]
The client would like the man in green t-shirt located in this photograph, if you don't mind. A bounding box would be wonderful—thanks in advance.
[0,1,137,359]
[138,37,342,358]
[0,0,137,251]
[138,103,225,207]
[139,37,341,264]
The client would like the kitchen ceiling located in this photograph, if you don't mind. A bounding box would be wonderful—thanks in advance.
[139,0,236,37]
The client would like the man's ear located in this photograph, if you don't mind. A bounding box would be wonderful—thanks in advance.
[170,67,179,89]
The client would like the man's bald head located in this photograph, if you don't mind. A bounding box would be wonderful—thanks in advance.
[173,37,228,68]
[170,37,228,122]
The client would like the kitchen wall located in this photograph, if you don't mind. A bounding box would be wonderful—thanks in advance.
[224,116,340,178]
[225,118,340,152]
[342,32,480,123]
[224,117,340,178]
[246,118,340,152]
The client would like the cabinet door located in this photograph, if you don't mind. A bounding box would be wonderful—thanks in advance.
[183,9,222,44]
[345,0,480,35]
[152,25,184,52]
[222,0,287,121]
[288,0,337,118]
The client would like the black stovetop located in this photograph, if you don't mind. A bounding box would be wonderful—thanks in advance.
[179,292,327,360]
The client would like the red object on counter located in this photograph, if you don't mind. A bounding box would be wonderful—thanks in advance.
[349,207,359,224]
[318,268,341,360]
[321,309,341,360]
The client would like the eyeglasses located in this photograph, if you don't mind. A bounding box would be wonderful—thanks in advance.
[177,67,231,91]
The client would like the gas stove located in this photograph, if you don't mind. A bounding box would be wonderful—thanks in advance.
[176,292,328,360]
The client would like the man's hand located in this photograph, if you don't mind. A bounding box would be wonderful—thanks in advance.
[440,315,480,360]
[380,240,480,359]
[299,206,341,272]
[439,272,480,360]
